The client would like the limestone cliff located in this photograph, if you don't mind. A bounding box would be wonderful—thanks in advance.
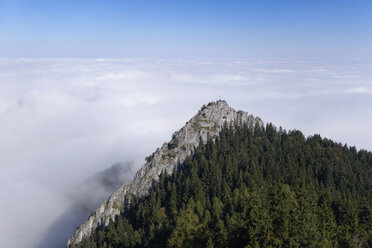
[67,100,263,247]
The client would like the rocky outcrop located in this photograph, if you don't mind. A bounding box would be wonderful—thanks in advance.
[67,100,263,247]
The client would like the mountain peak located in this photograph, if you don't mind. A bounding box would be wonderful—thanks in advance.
[199,100,230,113]
[67,101,263,247]
[205,99,229,107]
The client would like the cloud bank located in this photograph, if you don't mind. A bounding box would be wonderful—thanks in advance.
[0,58,371,247]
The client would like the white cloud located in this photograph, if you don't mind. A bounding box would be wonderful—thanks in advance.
[251,68,295,73]
[0,58,372,247]
[345,87,372,94]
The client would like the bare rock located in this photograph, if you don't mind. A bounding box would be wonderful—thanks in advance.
[67,100,263,247]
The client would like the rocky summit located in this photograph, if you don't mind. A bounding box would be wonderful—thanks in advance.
[67,100,263,247]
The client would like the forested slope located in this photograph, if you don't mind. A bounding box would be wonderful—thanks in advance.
[77,123,372,248]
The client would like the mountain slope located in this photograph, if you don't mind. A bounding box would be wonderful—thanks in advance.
[77,119,372,247]
[68,100,263,246]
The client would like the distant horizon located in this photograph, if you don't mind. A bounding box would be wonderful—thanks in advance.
[1,1,372,247]
[1,1,371,59]
[2,57,372,62]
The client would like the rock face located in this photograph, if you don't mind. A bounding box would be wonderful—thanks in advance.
[67,100,263,247]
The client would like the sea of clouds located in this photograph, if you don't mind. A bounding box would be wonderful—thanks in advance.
[0,58,371,248]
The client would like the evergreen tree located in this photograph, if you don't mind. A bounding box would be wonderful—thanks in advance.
[81,124,372,248]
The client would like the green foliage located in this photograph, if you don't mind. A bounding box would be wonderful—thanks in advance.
[145,153,154,162]
[168,139,179,150]
[80,124,372,248]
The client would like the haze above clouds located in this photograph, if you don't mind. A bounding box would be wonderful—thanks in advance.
[0,58,372,247]
[1,0,372,247]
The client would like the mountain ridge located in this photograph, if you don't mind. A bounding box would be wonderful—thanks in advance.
[68,100,263,247]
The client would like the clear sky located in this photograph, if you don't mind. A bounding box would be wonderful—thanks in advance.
[1,2,372,247]
[1,0,371,59]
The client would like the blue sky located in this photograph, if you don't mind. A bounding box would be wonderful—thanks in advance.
[1,2,372,247]
[1,0,371,58]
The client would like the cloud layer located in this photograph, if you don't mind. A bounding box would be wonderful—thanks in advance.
[0,58,371,247]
